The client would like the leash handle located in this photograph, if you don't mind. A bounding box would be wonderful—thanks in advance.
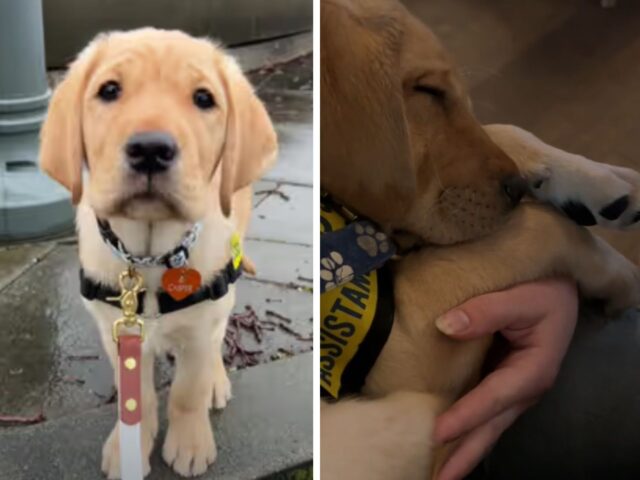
[118,335,144,480]
[112,267,145,480]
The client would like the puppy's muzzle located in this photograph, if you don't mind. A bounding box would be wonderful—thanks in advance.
[125,131,178,175]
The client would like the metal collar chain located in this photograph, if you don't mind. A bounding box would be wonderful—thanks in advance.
[96,218,203,268]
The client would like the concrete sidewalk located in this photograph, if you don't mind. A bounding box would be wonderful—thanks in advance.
[0,36,312,479]
[0,353,312,480]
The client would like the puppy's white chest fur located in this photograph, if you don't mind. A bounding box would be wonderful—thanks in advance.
[76,200,236,356]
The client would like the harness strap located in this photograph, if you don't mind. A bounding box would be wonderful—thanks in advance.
[80,270,145,313]
[79,259,241,314]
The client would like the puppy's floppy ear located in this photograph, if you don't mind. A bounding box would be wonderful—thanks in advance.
[321,0,414,225]
[218,56,278,217]
[39,38,102,204]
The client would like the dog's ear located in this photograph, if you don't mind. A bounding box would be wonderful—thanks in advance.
[39,38,102,204]
[218,56,278,217]
[321,0,415,224]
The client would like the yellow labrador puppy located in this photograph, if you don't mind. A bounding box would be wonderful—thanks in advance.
[320,0,640,478]
[40,29,276,478]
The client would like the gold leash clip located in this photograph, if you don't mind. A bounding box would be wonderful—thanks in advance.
[108,268,146,343]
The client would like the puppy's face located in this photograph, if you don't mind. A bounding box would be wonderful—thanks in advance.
[397,10,524,244]
[41,29,277,222]
[83,31,227,221]
[321,0,523,245]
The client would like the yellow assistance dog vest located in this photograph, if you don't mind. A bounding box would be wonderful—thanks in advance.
[320,198,394,398]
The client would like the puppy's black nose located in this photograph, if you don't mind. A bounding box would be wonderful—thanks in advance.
[501,175,527,205]
[125,131,177,174]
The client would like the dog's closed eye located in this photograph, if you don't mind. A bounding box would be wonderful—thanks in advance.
[413,84,446,100]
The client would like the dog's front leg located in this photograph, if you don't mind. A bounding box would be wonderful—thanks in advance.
[162,333,217,477]
[101,342,158,479]
[321,392,440,480]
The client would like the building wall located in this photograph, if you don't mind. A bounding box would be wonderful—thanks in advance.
[43,0,312,67]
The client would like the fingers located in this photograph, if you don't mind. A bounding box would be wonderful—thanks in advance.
[432,278,579,479]
[435,403,529,480]
[435,303,576,442]
[435,278,577,340]
[435,285,543,338]
[433,359,543,444]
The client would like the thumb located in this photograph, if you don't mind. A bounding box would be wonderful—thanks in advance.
[435,286,537,340]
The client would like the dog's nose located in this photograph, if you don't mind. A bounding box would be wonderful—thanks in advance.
[501,175,527,205]
[125,131,177,174]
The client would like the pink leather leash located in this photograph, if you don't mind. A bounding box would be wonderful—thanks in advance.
[117,335,144,479]
[110,269,146,480]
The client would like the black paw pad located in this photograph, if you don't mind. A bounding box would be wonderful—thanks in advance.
[599,195,629,220]
[562,200,597,226]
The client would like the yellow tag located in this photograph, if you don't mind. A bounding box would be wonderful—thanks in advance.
[231,232,243,270]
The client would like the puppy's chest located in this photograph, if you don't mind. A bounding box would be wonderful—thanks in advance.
[79,214,240,342]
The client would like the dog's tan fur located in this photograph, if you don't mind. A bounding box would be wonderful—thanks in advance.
[320,1,640,478]
[40,29,276,478]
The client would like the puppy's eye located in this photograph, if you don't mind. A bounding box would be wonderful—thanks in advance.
[193,88,216,110]
[97,80,121,102]
[414,85,446,100]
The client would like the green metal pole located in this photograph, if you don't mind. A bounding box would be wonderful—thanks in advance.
[0,0,74,242]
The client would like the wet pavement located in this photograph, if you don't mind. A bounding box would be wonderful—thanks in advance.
[0,51,312,423]
[0,353,312,480]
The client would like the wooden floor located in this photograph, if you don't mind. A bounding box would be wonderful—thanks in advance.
[403,0,640,260]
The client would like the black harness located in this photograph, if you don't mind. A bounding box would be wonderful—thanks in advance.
[80,260,242,315]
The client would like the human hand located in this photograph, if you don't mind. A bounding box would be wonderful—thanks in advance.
[433,278,579,480]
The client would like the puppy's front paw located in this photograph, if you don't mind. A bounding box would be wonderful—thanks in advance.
[163,409,217,477]
[101,423,153,479]
[533,161,640,229]
[485,124,640,229]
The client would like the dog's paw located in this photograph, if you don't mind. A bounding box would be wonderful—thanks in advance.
[210,366,232,410]
[163,409,217,477]
[485,124,640,229]
[101,424,153,479]
[531,159,640,229]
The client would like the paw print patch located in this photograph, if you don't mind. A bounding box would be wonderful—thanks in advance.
[355,223,391,257]
[320,199,397,293]
[320,251,355,290]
